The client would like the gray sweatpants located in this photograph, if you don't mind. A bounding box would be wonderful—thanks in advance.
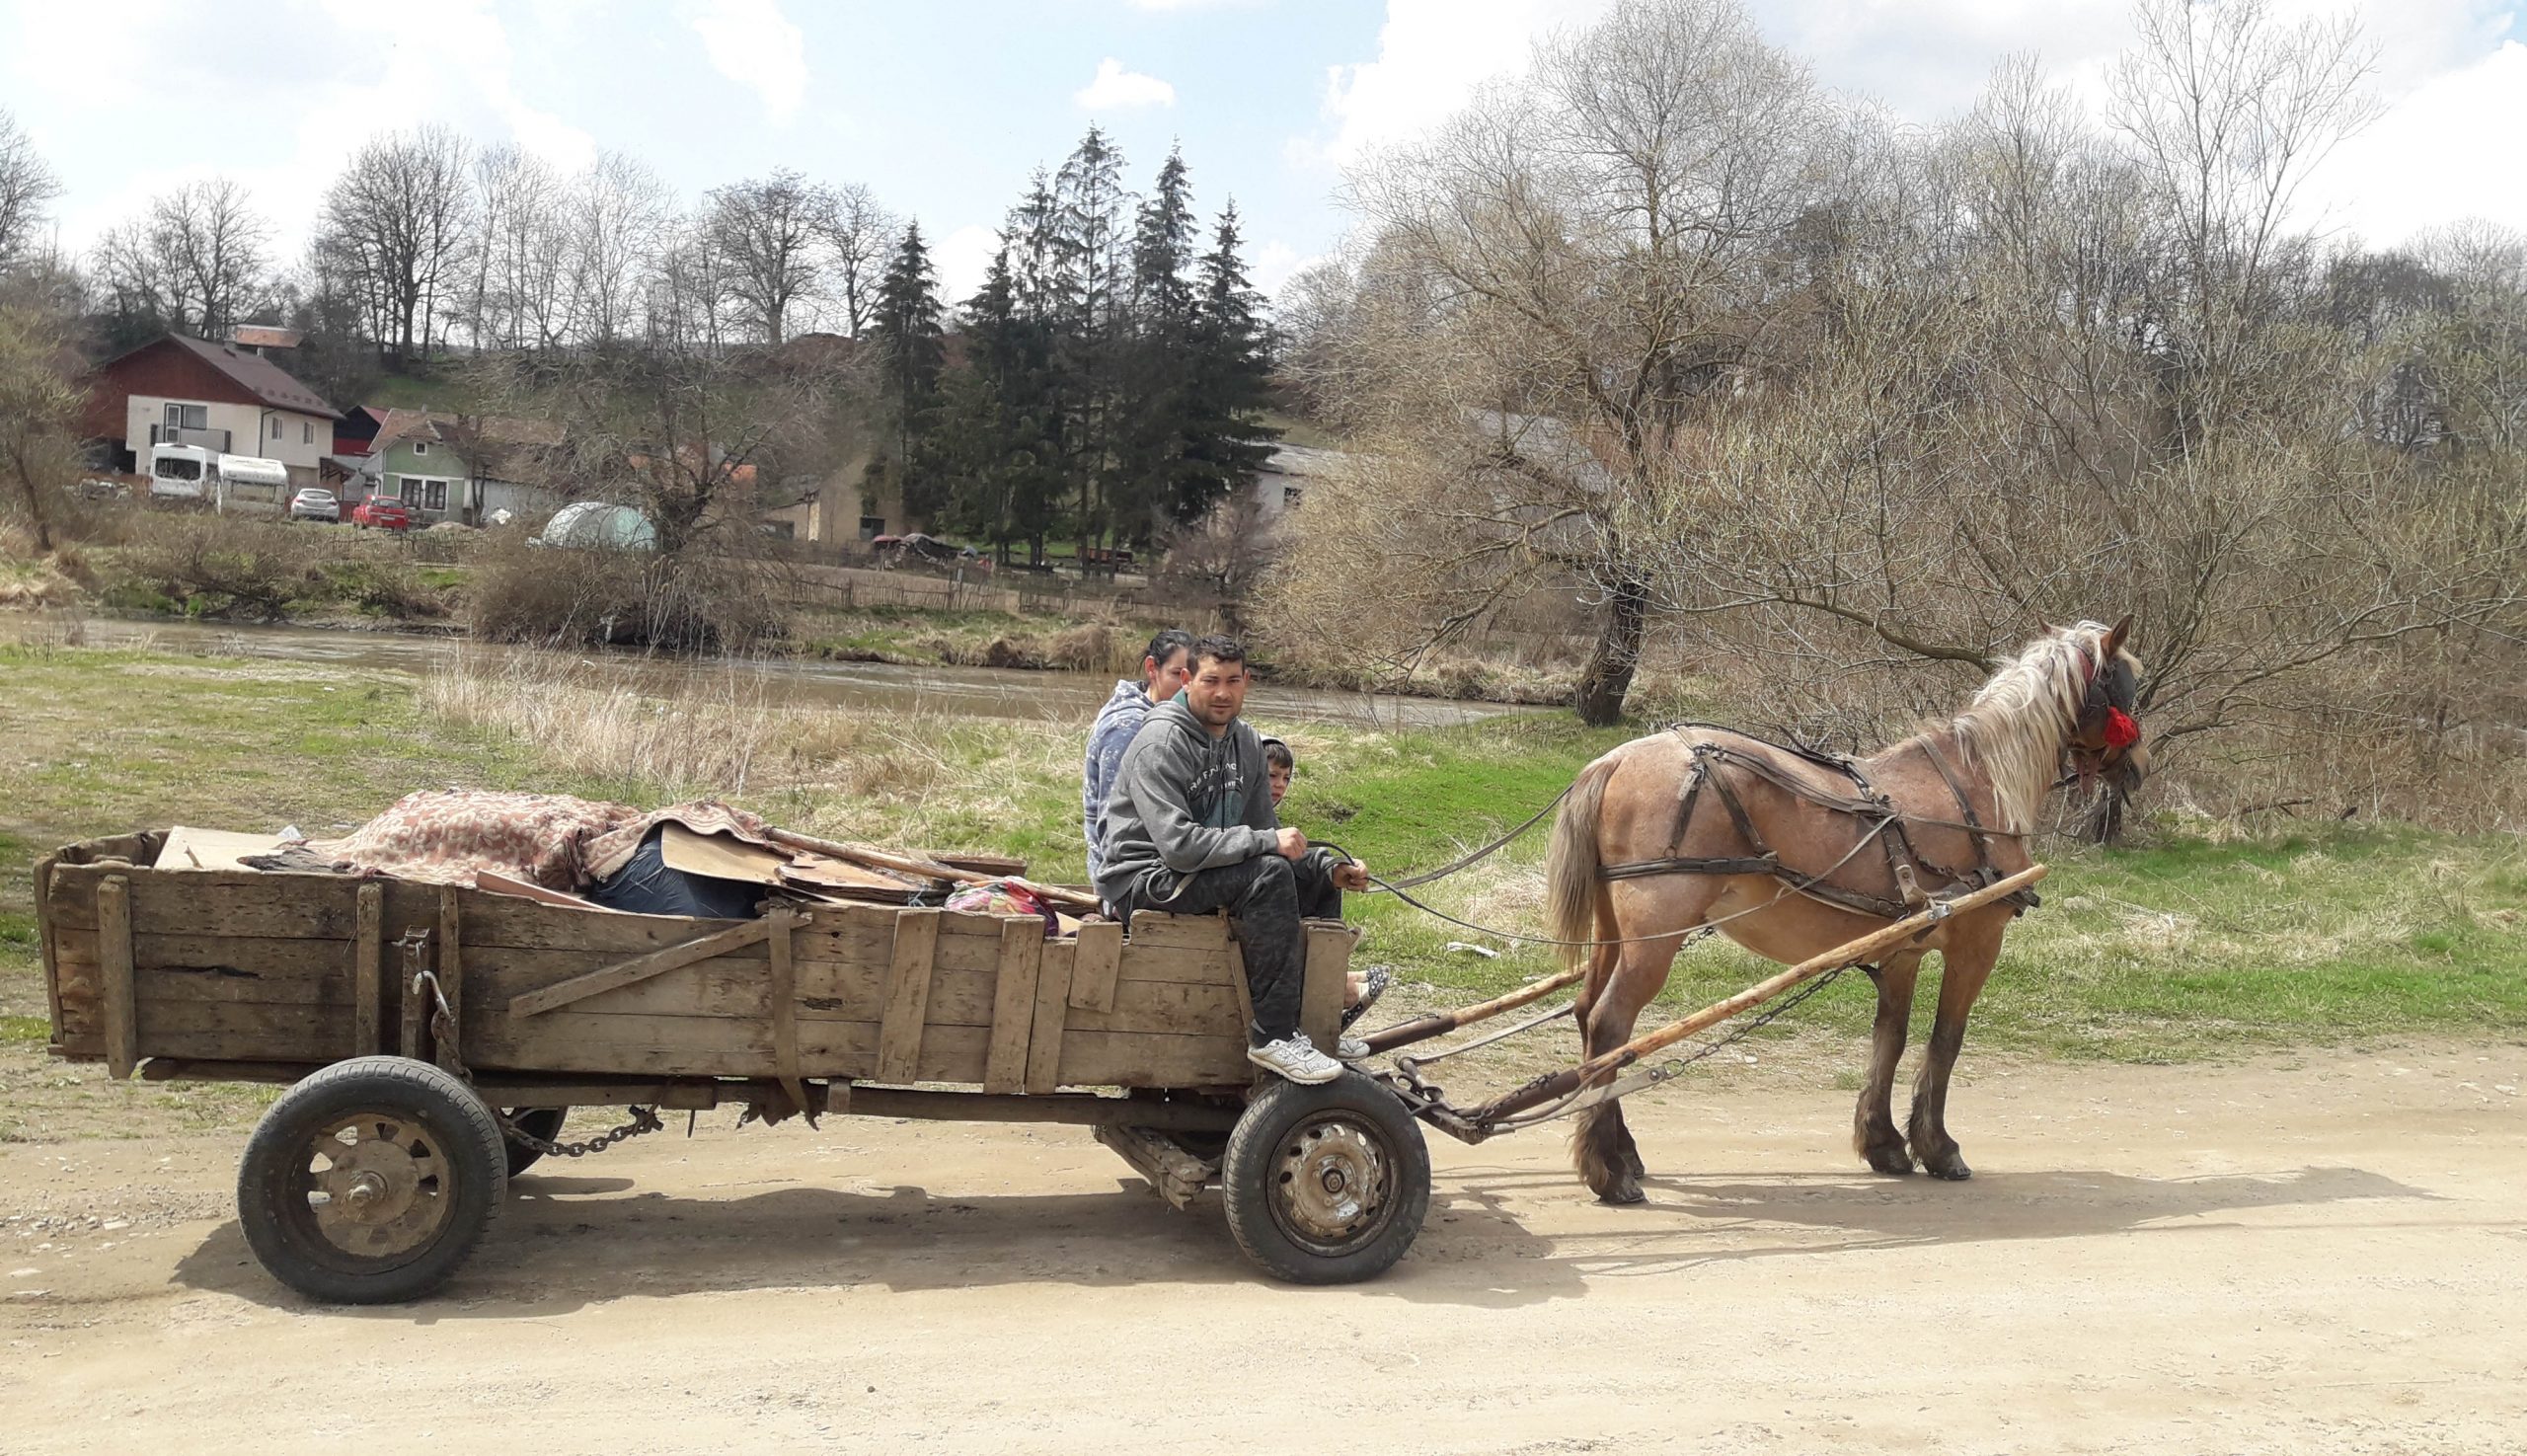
[1113,855,1341,1046]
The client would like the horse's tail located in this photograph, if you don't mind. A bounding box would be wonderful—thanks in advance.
[1546,752,1618,971]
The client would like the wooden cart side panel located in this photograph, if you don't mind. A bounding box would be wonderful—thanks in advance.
[1300,919,1356,1051]
[96,877,137,1078]
[875,907,940,1083]
[1025,938,1076,1094]
[982,918,1044,1095]
[35,853,63,1050]
[1067,920,1123,1012]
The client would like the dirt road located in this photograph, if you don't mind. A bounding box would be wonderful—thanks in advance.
[5,1043,2524,1455]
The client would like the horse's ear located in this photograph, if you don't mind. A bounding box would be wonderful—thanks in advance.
[2105,614,2133,655]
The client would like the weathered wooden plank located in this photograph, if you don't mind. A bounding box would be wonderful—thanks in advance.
[471,958,773,1021]
[1025,938,1077,1094]
[352,883,383,1056]
[465,1014,996,1084]
[875,908,941,1084]
[132,961,356,1008]
[1068,919,1124,1012]
[438,886,464,1070]
[507,918,773,1018]
[1063,978,1245,1038]
[1301,919,1354,1052]
[1053,1028,1252,1088]
[137,998,350,1051]
[769,908,806,1114]
[35,853,62,1049]
[1112,944,1251,987]
[97,877,137,1079]
[982,919,1043,1095]
[1126,913,1233,951]
[1094,1123,1218,1210]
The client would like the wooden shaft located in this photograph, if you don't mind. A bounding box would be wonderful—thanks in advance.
[1468,865,2048,1122]
[1361,966,1588,1054]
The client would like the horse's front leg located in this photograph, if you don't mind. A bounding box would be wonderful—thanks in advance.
[1853,951,1922,1175]
[1907,930,2001,1181]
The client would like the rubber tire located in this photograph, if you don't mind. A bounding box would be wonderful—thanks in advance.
[1220,1071,1431,1285]
[236,1055,508,1305]
[500,1107,570,1179]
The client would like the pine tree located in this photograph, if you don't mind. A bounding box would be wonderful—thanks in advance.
[1050,126,1131,559]
[1112,148,1200,547]
[1179,201,1282,523]
[868,220,947,520]
[945,245,1063,565]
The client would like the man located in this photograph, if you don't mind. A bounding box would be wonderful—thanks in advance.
[1084,628,1194,882]
[1096,637,1370,1084]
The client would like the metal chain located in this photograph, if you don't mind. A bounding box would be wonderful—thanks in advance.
[494,1106,665,1159]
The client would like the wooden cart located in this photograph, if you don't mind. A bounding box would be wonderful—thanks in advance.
[36,831,1428,1302]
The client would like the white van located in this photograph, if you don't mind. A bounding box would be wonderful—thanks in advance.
[148,445,292,509]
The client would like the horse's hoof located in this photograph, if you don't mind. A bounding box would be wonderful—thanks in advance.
[1622,1148,1647,1179]
[1863,1146,1916,1176]
[1924,1160,1973,1182]
[1593,1174,1646,1205]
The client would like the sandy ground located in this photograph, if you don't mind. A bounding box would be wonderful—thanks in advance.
[3,1042,2525,1455]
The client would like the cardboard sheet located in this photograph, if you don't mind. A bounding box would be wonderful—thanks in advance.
[154,826,285,872]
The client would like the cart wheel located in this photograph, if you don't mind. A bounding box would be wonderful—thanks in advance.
[236,1055,508,1305]
[1221,1071,1430,1285]
[500,1107,570,1179]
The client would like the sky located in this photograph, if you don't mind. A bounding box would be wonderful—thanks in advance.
[4,0,2522,315]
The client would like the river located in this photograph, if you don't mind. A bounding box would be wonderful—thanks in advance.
[38,616,1537,730]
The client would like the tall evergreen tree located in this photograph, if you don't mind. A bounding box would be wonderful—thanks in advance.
[868,220,947,520]
[944,245,1063,564]
[1179,201,1281,523]
[1113,148,1201,545]
[1050,126,1131,557]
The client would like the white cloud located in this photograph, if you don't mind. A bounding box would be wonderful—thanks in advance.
[2305,38,2527,245]
[935,223,1004,309]
[1250,239,1316,301]
[690,0,807,122]
[1075,57,1178,111]
[1305,0,1610,167]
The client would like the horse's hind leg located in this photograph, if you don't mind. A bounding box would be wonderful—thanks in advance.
[1852,951,1922,1176]
[1907,929,2001,1181]
[1570,926,1687,1205]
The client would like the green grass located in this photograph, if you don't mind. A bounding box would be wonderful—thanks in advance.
[358,372,475,412]
[4,641,2523,1068]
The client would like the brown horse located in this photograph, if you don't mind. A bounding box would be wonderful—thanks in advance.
[1543,618,2143,1203]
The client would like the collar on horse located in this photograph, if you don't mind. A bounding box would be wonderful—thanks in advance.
[1596,723,2040,921]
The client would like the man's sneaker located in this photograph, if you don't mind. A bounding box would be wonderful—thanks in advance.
[1249,1034,1342,1084]
[1335,1033,1371,1059]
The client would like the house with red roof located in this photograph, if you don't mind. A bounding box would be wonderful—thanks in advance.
[81,334,344,488]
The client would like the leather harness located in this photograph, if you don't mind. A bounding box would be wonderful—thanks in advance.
[1597,724,2040,921]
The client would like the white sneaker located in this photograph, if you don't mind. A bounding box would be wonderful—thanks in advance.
[1248,1034,1342,1085]
[1335,1034,1371,1059]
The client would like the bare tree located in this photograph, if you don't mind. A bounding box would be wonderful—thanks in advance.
[319,125,476,369]
[822,182,897,337]
[703,169,833,345]
[0,284,84,553]
[565,152,669,346]
[0,108,63,273]
[1283,0,1832,723]
[467,144,568,352]
[85,178,274,343]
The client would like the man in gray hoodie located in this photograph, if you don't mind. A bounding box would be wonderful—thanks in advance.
[1095,636,1369,1083]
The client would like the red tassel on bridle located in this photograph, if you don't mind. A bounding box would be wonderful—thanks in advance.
[2103,707,2139,749]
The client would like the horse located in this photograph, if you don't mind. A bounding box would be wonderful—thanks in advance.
[1542,618,2144,1203]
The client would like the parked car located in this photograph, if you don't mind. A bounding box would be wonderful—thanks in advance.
[350,498,415,532]
[287,489,340,522]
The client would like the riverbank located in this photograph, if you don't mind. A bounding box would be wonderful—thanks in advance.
[5,640,2524,1130]
[4,509,1577,708]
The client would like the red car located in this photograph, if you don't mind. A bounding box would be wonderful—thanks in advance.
[350,498,416,532]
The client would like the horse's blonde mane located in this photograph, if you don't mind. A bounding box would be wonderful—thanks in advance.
[1948,621,2121,835]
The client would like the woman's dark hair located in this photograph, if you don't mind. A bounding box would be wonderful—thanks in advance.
[1143,628,1194,671]
[1189,634,1246,669]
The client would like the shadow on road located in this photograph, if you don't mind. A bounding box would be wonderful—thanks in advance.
[170,1169,1584,1318]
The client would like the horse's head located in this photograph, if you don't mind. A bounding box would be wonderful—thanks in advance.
[2065,614,2142,788]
